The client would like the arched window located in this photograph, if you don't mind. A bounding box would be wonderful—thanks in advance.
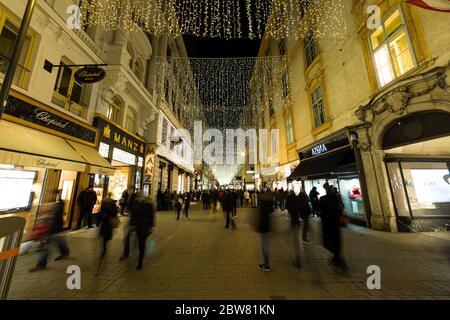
[125,106,138,133]
[106,95,124,124]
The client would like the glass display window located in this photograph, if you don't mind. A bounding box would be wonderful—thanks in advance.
[92,174,106,214]
[338,177,365,218]
[109,167,130,201]
[0,168,37,213]
[387,161,450,217]
[57,170,77,228]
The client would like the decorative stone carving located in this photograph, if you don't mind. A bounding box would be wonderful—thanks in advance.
[372,87,410,117]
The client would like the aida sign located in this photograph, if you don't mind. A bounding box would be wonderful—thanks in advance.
[311,144,328,156]
[74,66,106,84]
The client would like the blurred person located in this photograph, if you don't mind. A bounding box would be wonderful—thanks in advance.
[244,190,250,207]
[309,187,320,217]
[119,191,141,262]
[231,189,238,219]
[257,189,274,271]
[134,194,155,270]
[183,192,191,220]
[286,190,301,268]
[119,189,129,216]
[96,192,119,275]
[212,189,218,213]
[202,190,210,211]
[299,188,312,243]
[77,185,97,229]
[320,183,347,272]
[223,190,235,229]
[174,192,183,220]
[29,190,70,272]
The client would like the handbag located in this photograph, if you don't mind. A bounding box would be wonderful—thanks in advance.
[145,236,157,256]
[109,216,120,229]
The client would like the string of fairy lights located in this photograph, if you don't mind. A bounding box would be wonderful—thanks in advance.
[156,56,290,130]
[79,0,347,41]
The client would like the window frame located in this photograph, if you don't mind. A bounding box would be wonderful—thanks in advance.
[52,59,91,118]
[125,107,137,133]
[304,31,318,67]
[0,12,35,88]
[310,85,327,129]
[106,96,123,124]
[285,114,294,145]
[368,7,417,88]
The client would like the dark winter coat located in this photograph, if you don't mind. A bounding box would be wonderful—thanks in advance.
[77,190,97,210]
[258,191,273,233]
[135,198,155,238]
[99,198,118,241]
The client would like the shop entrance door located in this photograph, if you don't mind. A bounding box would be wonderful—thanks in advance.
[58,171,78,229]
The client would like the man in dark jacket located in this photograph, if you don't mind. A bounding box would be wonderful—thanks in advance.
[223,190,235,229]
[77,185,97,229]
[285,190,301,268]
[134,195,155,270]
[320,183,347,272]
[309,187,320,217]
[257,189,273,271]
[298,188,311,243]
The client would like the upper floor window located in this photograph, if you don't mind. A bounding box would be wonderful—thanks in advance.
[279,39,286,56]
[125,107,137,133]
[269,97,274,117]
[282,73,289,97]
[52,59,91,118]
[0,18,32,88]
[369,8,416,87]
[311,86,327,128]
[304,31,317,67]
[285,115,294,145]
[106,96,123,124]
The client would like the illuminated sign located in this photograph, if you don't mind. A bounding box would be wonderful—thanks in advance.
[74,66,106,84]
[112,148,136,166]
[311,144,328,156]
[99,142,110,158]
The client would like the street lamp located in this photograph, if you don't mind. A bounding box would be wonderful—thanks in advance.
[0,0,36,121]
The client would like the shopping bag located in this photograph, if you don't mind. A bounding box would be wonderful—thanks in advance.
[145,236,158,256]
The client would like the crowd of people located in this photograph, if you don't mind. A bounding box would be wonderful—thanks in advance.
[256,183,348,273]
[28,183,348,276]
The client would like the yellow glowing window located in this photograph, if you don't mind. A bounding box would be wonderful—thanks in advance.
[369,8,416,87]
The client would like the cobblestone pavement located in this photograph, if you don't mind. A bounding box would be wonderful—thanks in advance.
[8,204,450,300]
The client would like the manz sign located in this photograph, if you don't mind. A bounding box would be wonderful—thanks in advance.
[74,66,106,84]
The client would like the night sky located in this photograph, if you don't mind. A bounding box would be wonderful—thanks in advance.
[183,36,262,58]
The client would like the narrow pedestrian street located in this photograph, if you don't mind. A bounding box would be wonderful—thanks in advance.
[9,203,450,300]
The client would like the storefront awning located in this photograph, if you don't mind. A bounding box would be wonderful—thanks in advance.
[66,141,116,176]
[0,121,86,172]
[288,147,356,181]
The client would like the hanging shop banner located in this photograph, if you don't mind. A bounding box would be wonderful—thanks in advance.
[4,91,98,147]
[144,146,156,184]
[94,115,145,160]
[74,66,106,84]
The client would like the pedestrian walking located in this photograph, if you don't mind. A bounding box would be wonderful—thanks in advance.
[77,185,97,229]
[244,190,250,207]
[134,194,155,270]
[212,189,218,213]
[309,187,320,217]
[320,183,347,272]
[29,190,70,272]
[298,188,312,243]
[257,189,273,271]
[286,190,301,268]
[96,193,119,275]
[119,189,129,216]
[183,192,191,220]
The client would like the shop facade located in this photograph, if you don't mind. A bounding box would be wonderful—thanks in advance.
[353,64,450,232]
[93,115,146,205]
[0,91,114,235]
[145,111,195,204]
[289,130,369,226]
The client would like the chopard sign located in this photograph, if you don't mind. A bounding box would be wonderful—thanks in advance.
[34,110,70,129]
[74,67,106,84]
[36,158,60,168]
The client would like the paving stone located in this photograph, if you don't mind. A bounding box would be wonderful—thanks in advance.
[6,205,450,300]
